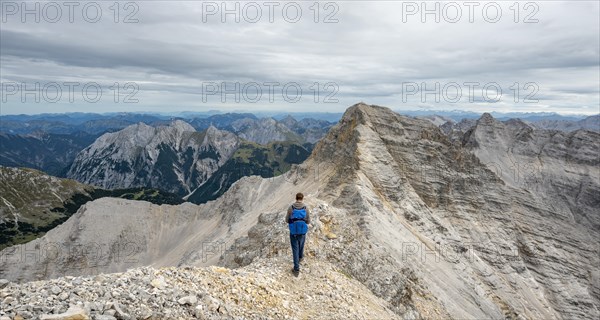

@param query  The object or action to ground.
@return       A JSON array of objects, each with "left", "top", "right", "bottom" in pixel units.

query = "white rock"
[
  {"left": 178, "top": 295, "right": 198, "bottom": 305},
  {"left": 39, "top": 305, "right": 89, "bottom": 320},
  {"left": 150, "top": 276, "right": 167, "bottom": 290},
  {"left": 50, "top": 286, "right": 62, "bottom": 295}
]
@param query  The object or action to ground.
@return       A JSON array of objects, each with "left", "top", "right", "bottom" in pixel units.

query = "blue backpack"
[{"left": 288, "top": 206, "right": 308, "bottom": 235}]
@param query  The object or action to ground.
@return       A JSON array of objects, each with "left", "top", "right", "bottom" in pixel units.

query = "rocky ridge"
[{"left": 1, "top": 103, "right": 598, "bottom": 319}]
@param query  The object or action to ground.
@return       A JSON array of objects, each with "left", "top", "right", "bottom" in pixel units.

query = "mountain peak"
[
  {"left": 205, "top": 124, "right": 219, "bottom": 134},
  {"left": 339, "top": 103, "right": 393, "bottom": 125},
  {"left": 202, "top": 125, "right": 239, "bottom": 150},
  {"left": 280, "top": 115, "right": 298, "bottom": 128},
  {"left": 346, "top": 101, "right": 381, "bottom": 113},
  {"left": 282, "top": 114, "right": 296, "bottom": 121},
  {"left": 478, "top": 112, "right": 496, "bottom": 124},
  {"left": 312, "top": 102, "right": 438, "bottom": 166},
  {"left": 168, "top": 120, "right": 195, "bottom": 133},
  {"left": 129, "top": 121, "right": 153, "bottom": 131}
]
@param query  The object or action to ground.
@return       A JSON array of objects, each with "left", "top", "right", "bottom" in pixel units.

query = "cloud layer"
[{"left": 1, "top": 1, "right": 598, "bottom": 114}]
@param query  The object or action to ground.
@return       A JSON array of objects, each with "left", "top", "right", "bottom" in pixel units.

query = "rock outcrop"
[{"left": 66, "top": 121, "right": 240, "bottom": 196}]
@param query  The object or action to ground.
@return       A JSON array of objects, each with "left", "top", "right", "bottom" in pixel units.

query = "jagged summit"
[
  {"left": 338, "top": 102, "right": 396, "bottom": 124},
  {"left": 169, "top": 119, "right": 196, "bottom": 133},
  {"left": 478, "top": 112, "right": 495, "bottom": 123},
  {"left": 66, "top": 122, "right": 240, "bottom": 195},
  {"left": 311, "top": 102, "right": 442, "bottom": 167},
  {"left": 471, "top": 112, "right": 532, "bottom": 132},
  {"left": 279, "top": 115, "right": 298, "bottom": 128}
]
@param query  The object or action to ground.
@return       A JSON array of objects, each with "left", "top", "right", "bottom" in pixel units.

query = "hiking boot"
[{"left": 292, "top": 268, "right": 300, "bottom": 277}]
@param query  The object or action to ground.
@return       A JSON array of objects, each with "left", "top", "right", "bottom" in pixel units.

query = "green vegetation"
[
  {"left": 0, "top": 167, "right": 183, "bottom": 250},
  {"left": 187, "top": 141, "right": 310, "bottom": 204}
]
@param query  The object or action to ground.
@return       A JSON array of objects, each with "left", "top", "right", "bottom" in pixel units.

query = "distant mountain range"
[
  {"left": 395, "top": 109, "right": 596, "bottom": 122},
  {"left": 528, "top": 114, "right": 599, "bottom": 132},
  {"left": 0, "top": 113, "right": 168, "bottom": 135},
  {"left": 0, "top": 112, "right": 335, "bottom": 136},
  {"left": 3, "top": 110, "right": 595, "bottom": 135},
  {"left": 0, "top": 112, "right": 332, "bottom": 171},
  {"left": 1, "top": 110, "right": 596, "bottom": 211},
  {"left": 422, "top": 113, "right": 599, "bottom": 134}
]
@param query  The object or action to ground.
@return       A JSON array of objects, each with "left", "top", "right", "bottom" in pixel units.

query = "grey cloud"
[{"left": 0, "top": 0, "right": 598, "bottom": 114}]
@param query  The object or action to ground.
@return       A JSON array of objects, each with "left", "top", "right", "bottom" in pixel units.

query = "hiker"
[{"left": 286, "top": 192, "right": 311, "bottom": 275}]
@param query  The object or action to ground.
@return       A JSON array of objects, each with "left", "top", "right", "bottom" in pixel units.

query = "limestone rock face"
[
  {"left": 1, "top": 103, "right": 598, "bottom": 319},
  {"left": 463, "top": 114, "right": 600, "bottom": 236},
  {"left": 66, "top": 121, "right": 239, "bottom": 196}
]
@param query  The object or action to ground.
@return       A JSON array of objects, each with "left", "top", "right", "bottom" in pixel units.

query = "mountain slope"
[
  {"left": 66, "top": 121, "right": 239, "bottom": 196},
  {"left": 310, "top": 104, "right": 598, "bottom": 319},
  {"left": 229, "top": 117, "right": 303, "bottom": 144},
  {"left": 0, "top": 132, "right": 97, "bottom": 176},
  {"left": 416, "top": 114, "right": 454, "bottom": 126},
  {"left": 463, "top": 114, "right": 600, "bottom": 236},
  {"left": 1, "top": 103, "right": 597, "bottom": 319},
  {"left": 0, "top": 166, "right": 91, "bottom": 248},
  {"left": 187, "top": 141, "right": 310, "bottom": 204},
  {"left": 0, "top": 166, "right": 184, "bottom": 249}
]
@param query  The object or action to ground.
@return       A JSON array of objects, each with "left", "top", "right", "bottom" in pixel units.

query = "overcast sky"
[{"left": 1, "top": 0, "right": 599, "bottom": 115}]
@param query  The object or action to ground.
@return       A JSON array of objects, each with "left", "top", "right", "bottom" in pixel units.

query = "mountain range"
[
  {"left": 1, "top": 103, "right": 597, "bottom": 319},
  {"left": 64, "top": 121, "right": 312, "bottom": 202},
  {"left": 0, "top": 113, "right": 331, "bottom": 176}
]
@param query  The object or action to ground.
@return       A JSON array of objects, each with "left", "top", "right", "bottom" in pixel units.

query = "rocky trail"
[{"left": 1, "top": 241, "right": 401, "bottom": 320}]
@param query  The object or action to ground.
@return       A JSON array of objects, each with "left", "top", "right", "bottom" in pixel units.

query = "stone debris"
[{"left": 0, "top": 256, "right": 400, "bottom": 320}]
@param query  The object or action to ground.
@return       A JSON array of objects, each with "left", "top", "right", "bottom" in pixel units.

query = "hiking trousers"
[{"left": 290, "top": 233, "right": 306, "bottom": 271}]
